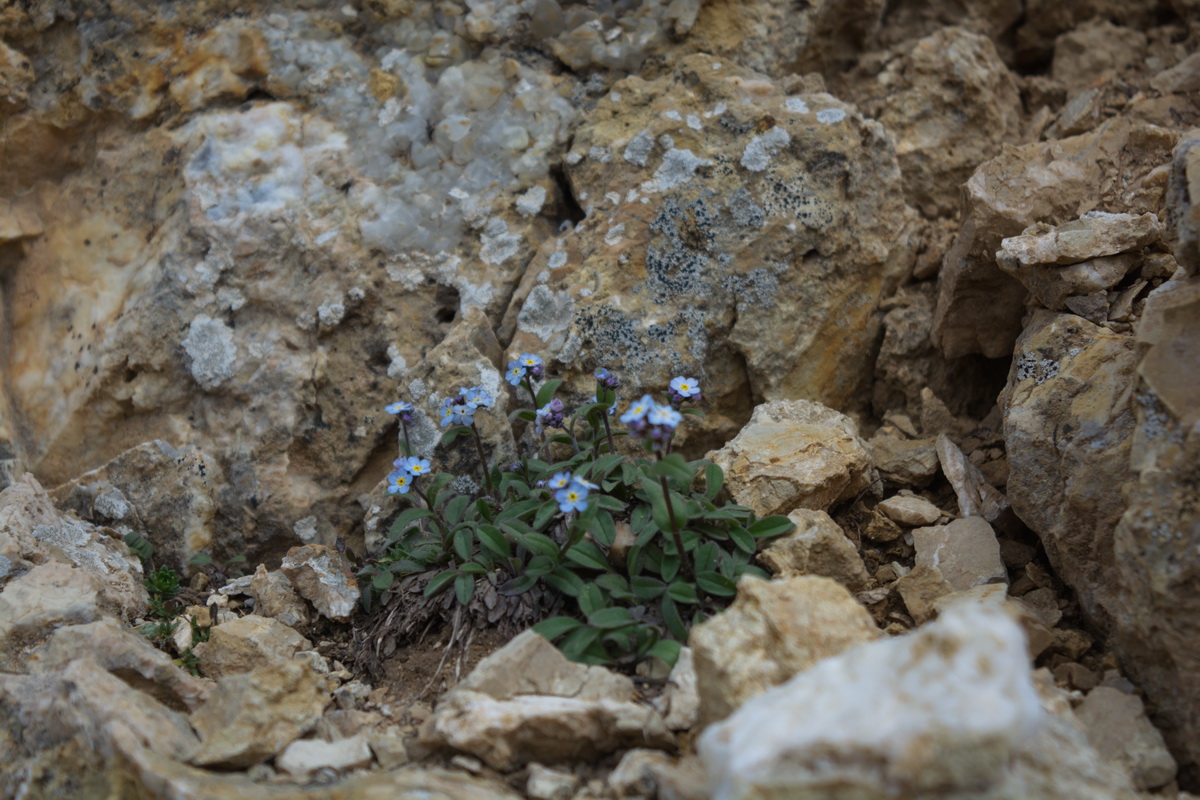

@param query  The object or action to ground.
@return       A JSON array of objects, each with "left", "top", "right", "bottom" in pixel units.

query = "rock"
[
  {"left": 246, "top": 564, "right": 309, "bottom": 628},
  {"left": 504, "top": 53, "right": 912, "bottom": 434},
  {"left": 191, "top": 614, "right": 311, "bottom": 678},
  {"left": 1051, "top": 19, "right": 1149, "bottom": 95},
  {"left": 420, "top": 630, "right": 672, "bottom": 771},
  {"left": 526, "top": 763, "right": 580, "bottom": 800},
  {"left": 654, "top": 646, "right": 700, "bottom": 732},
  {"left": 912, "top": 518, "right": 1008, "bottom": 592},
  {"left": 863, "top": 507, "right": 904, "bottom": 543},
  {"left": 877, "top": 494, "right": 942, "bottom": 526},
  {"left": 937, "top": 434, "right": 1009, "bottom": 522},
  {"left": 607, "top": 749, "right": 676, "bottom": 800},
  {"left": 367, "top": 728, "right": 409, "bottom": 769},
  {"left": 1053, "top": 662, "right": 1099, "bottom": 692},
  {"left": 689, "top": 576, "right": 879, "bottom": 725},
  {"left": 934, "top": 117, "right": 1177, "bottom": 358},
  {"left": 707, "top": 400, "right": 875, "bottom": 517},
  {"left": 190, "top": 660, "right": 328, "bottom": 768},
  {"left": 868, "top": 429, "right": 940, "bottom": 487},
  {"left": 1136, "top": 280, "right": 1200, "bottom": 429},
  {"left": 0, "top": 562, "right": 103, "bottom": 653},
  {"left": 275, "top": 734, "right": 373, "bottom": 777},
  {"left": 894, "top": 564, "right": 955, "bottom": 624},
  {"left": 280, "top": 544, "right": 359, "bottom": 621},
  {"left": 757, "top": 508, "right": 870, "bottom": 590},
  {"left": 1001, "top": 311, "right": 1139, "bottom": 623},
  {"left": 859, "top": 27, "right": 1021, "bottom": 218},
  {"left": 1075, "top": 687, "right": 1177, "bottom": 790},
  {"left": 1167, "top": 138, "right": 1200, "bottom": 274},
  {"left": 698, "top": 602, "right": 1046, "bottom": 799},
  {"left": 997, "top": 212, "right": 1160, "bottom": 268},
  {"left": 0, "top": 474, "right": 146, "bottom": 620}
]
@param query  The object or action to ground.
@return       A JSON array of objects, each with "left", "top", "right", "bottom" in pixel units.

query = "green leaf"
[
  {"left": 594, "top": 573, "right": 629, "bottom": 596},
  {"left": 631, "top": 575, "right": 666, "bottom": 601},
  {"left": 476, "top": 525, "right": 511, "bottom": 558},
  {"left": 736, "top": 564, "right": 771, "bottom": 581},
  {"left": 696, "top": 570, "right": 738, "bottom": 597},
  {"left": 517, "top": 531, "right": 560, "bottom": 559},
  {"left": 445, "top": 495, "right": 472, "bottom": 526},
  {"left": 371, "top": 570, "right": 395, "bottom": 591},
  {"left": 453, "top": 527, "right": 474, "bottom": 561},
  {"left": 424, "top": 570, "right": 457, "bottom": 597},
  {"left": 533, "top": 616, "right": 584, "bottom": 641},
  {"left": 535, "top": 379, "right": 563, "bottom": 409},
  {"left": 533, "top": 499, "right": 560, "bottom": 531},
  {"left": 626, "top": 544, "right": 645, "bottom": 577},
  {"left": 440, "top": 425, "right": 474, "bottom": 447},
  {"left": 454, "top": 573, "right": 475, "bottom": 605},
  {"left": 749, "top": 515, "right": 796, "bottom": 539},
  {"left": 592, "top": 510, "right": 615, "bottom": 547},
  {"left": 641, "top": 478, "right": 675, "bottom": 535},
  {"left": 564, "top": 541, "right": 609, "bottom": 572},
  {"left": 497, "top": 574, "right": 538, "bottom": 595},
  {"left": 588, "top": 453, "right": 625, "bottom": 480},
  {"left": 647, "top": 638, "right": 682, "bottom": 667},
  {"left": 648, "top": 453, "right": 695, "bottom": 485},
  {"left": 544, "top": 567, "right": 586, "bottom": 597},
  {"left": 587, "top": 606, "right": 633, "bottom": 630},
  {"left": 578, "top": 584, "right": 605, "bottom": 616},
  {"left": 389, "top": 507, "right": 435, "bottom": 537},
  {"left": 660, "top": 552, "right": 681, "bottom": 583},
  {"left": 559, "top": 625, "right": 602, "bottom": 662},
  {"left": 424, "top": 473, "right": 455, "bottom": 507},
  {"left": 497, "top": 498, "right": 540, "bottom": 521},
  {"left": 694, "top": 541, "right": 719, "bottom": 574},
  {"left": 188, "top": 553, "right": 213, "bottom": 567},
  {"left": 667, "top": 581, "right": 698, "bottom": 604},
  {"left": 729, "top": 526, "right": 756, "bottom": 555},
  {"left": 458, "top": 562, "right": 487, "bottom": 575},
  {"left": 509, "top": 409, "right": 537, "bottom": 423},
  {"left": 681, "top": 408, "right": 705, "bottom": 417},
  {"left": 660, "top": 595, "right": 689, "bottom": 640},
  {"left": 594, "top": 495, "right": 625, "bottom": 513}
]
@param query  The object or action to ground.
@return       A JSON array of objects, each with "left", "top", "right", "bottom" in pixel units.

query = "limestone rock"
[
  {"left": 934, "top": 118, "right": 1177, "bottom": 358},
  {"left": 707, "top": 400, "right": 874, "bottom": 517},
  {"left": 998, "top": 212, "right": 1160, "bottom": 268},
  {"left": 913, "top": 518, "right": 1008, "bottom": 592},
  {"left": 0, "top": 562, "right": 103, "bottom": 659},
  {"left": 191, "top": 614, "right": 311, "bottom": 678},
  {"left": 654, "top": 646, "right": 700, "bottom": 732},
  {"left": 526, "top": 763, "right": 580, "bottom": 800},
  {"left": 190, "top": 660, "right": 328, "bottom": 768},
  {"left": 877, "top": 494, "right": 942, "bottom": 526},
  {"left": 420, "top": 630, "right": 671, "bottom": 771},
  {"left": 757, "top": 508, "right": 869, "bottom": 590},
  {"left": 607, "top": 749, "right": 676, "bottom": 800},
  {"left": 1001, "top": 311, "right": 1138, "bottom": 623},
  {"left": 504, "top": 53, "right": 912, "bottom": 435},
  {"left": 688, "top": 576, "right": 879, "bottom": 726},
  {"left": 246, "top": 564, "right": 309, "bottom": 628},
  {"left": 1051, "top": 19, "right": 1149, "bottom": 95},
  {"left": 861, "top": 27, "right": 1022, "bottom": 218},
  {"left": 1075, "top": 687, "right": 1177, "bottom": 790},
  {"left": 868, "top": 430, "right": 940, "bottom": 487},
  {"left": 1167, "top": 137, "right": 1200, "bottom": 275},
  {"left": 894, "top": 564, "right": 955, "bottom": 624},
  {"left": 937, "top": 434, "right": 1009, "bottom": 523},
  {"left": 276, "top": 734, "right": 373, "bottom": 777},
  {"left": 1136, "top": 280, "right": 1200, "bottom": 429},
  {"left": 280, "top": 544, "right": 359, "bottom": 621}
]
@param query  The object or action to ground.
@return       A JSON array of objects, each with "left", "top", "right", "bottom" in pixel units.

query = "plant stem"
[
  {"left": 470, "top": 423, "right": 495, "bottom": 495},
  {"left": 401, "top": 422, "right": 413, "bottom": 458},
  {"left": 601, "top": 412, "right": 616, "bottom": 454},
  {"left": 524, "top": 376, "right": 538, "bottom": 408},
  {"left": 413, "top": 485, "right": 449, "bottom": 540},
  {"left": 659, "top": 475, "right": 693, "bottom": 580}
]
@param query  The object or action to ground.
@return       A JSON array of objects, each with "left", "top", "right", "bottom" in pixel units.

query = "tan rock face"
[
  {"left": 280, "top": 544, "right": 360, "bottom": 621},
  {"left": 688, "top": 576, "right": 879, "bottom": 725},
  {"left": 708, "top": 400, "right": 875, "bottom": 517},
  {"left": 758, "top": 509, "right": 870, "bottom": 590},
  {"left": 912, "top": 518, "right": 1008, "bottom": 592},
  {"left": 191, "top": 614, "right": 311, "bottom": 679},
  {"left": 1076, "top": 687, "right": 1177, "bottom": 790}
]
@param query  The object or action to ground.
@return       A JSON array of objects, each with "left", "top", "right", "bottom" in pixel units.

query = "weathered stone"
[
  {"left": 934, "top": 118, "right": 1177, "bottom": 358},
  {"left": 868, "top": 429, "right": 941, "bottom": 487},
  {"left": 863, "top": 507, "right": 905, "bottom": 543},
  {"left": 998, "top": 212, "right": 1160, "bottom": 268},
  {"left": 275, "top": 734, "right": 373, "bottom": 777},
  {"left": 698, "top": 603, "right": 1049, "bottom": 799},
  {"left": 280, "top": 544, "right": 359, "bottom": 621},
  {"left": 877, "top": 494, "right": 942, "bottom": 526},
  {"left": 1075, "top": 687, "right": 1177, "bottom": 790},
  {"left": 1001, "top": 311, "right": 1139, "bottom": 623},
  {"left": 937, "top": 434, "right": 1009, "bottom": 522},
  {"left": 689, "top": 576, "right": 879, "bottom": 726},
  {"left": 1165, "top": 138, "right": 1200, "bottom": 274},
  {"left": 247, "top": 564, "right": 309, "bottom": 628},
  {"left": 0, "top": 562, "right": 103, "bottom": 654},
  {"left": 707, "top": 400, "right": 874, "bottom": 517},
  {"left": 1136, "top": 280, "right": 1200, "bottom": 429},
  {"left": 894, "top": 564, "right": 955, "bottom": 624},
  {"left": 654, "top": 646, "right": 699, "bottom": 732},
  {"left": 859, "top": 27, "right": 1021, "bottom": 218},
  {"left": 757, "top": 508, "right": 869, "bottom": 590},
  {"left": 526, "top": 762, "right": 580, "bottom": 800},
  {"left": 1051, "top": 19, "right": 1149, "bottom": 95},
  {"left": 420, "top": 630, "right": 671, "bottom": 771},
  {"left": 607, "top": 749, "right": 676, "bottom": 800},
  {"left": 190, "top": 660, "right": 328, "bottom": 768},
  {"left": 913, "top": 518, "right": 1008, "bottom": 592},
  {"left": 190, "top": 614, "right": 311, "bottom": 678}
]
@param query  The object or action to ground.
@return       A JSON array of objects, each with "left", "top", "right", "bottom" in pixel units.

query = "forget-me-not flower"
[
  {"left": 555, "top": 484, "right": 589, "bottom": 513},
  {"left": 506, "top": 361, "right": 527, "bottom": 386},
  {"left": 548, "top": 472, "right": 572, "bottom": 490},
  {"left": 620, "top": 394, "right": 655, "bottom": 424}
]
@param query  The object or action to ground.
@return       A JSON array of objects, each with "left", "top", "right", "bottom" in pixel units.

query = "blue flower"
[
  {"left": 648, "top": 403, "right": 682, "bottom": 429},
  {"left": 620, "top": 394, "right": 655, "bottom": 424},
  {"left": 451, "top": 403, "right": 475, "bottom": 425},
  {"left": 463, "top": 386, "right": 494, "bottom": 409},
  {"left": 594, "top": 367, "right": 620, "bottom": 389},
  {"left": 387, "top": 471, "right": 413, "bottom": 494},
  {"left": 669, "top": 376, "right": 700, "bottom": 398},
  {"left": 439, "top": 399, "right": 456, "bottom": 427},
  {"left": 506, "top": 361, "right": 527, "bottom": 386},
  {"left": 571, "top": 476, "right": 599, "bottom": 491},
  {"left": 385, "top": 401, "right": 414, "bottom": 415},
  {"left": 519, "top": 353, "right": 543, "bottom": 368},
  {"left": 548, "top": 472, "right": 572, "bottom": 490},
  {"left": 402, "top": 457, "right": 431, "bottom": 476},
  {"left": 555, "top": 484, "right": 589, "bottom": 513}
]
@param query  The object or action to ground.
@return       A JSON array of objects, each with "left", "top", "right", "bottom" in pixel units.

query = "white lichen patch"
[
  {"left": 687, "top": 114, "right": 703, "bottom": 130},
  {"left": 566, "top": 151, "right": 583, "bottom": 165},
  {"left": 664, "top": 110, "right": 682, "bottom": 121},
  {"left": 703, "top": 102, "right": 727, "bottom": 119},
  {"left": 588, "top": 145, "right": 612, "bottom": 163},
  {"left": 293, "top": 516, "right": 319, "bottom": 543},
  {"left": 604, "top": 223, "right": 626, "bottom": 246},
  {"left": 623, "top": 129, "right": 654, "bottom": 166},
  {"left": 515, "top": 185, "right": 546, "bottom": 217},
  {"left": 785, "top": 97, "right": 809, "bottom": 114},
  {"left": 479, "top": 218, "right": 522, "bottom": 265},
  {"left": 548, "top": 251, "right": 568, "bottom": 269},
  {"left": 641, "top": 148, "right": 711, "bottom": 193},
  {"left": 182, "top": 315, "right": 237, "bottom": 391},
  {"left": 317, "top": 300, "right": 346, "bottom": 330},
  {"left": 517, "top": 284, "right": 575, "bottom": 343},
  {"left": 816, "top": 108, "right": 847, "bottom": 125},
  {"left": 741, "top": 126, "right": 791, "bottom": 172},
  {"left": 605, "top": 191, "right": 621, "bottom": 206},
  {"left": 386, "top": 344, "right": 407, "bottom": 379}
]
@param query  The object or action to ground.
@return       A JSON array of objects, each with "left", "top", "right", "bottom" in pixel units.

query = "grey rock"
[{"left": 913, "top": 518, "right": 1008, "bottom": 592}]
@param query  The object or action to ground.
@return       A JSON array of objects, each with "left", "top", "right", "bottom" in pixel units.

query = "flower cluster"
[
  {"left": 667, "top": 376, "right": 701, "bottom": 406},
  {"left": 535, "top": 397, "right": 566, "bottom": 435},
  {"left": 506, "top": 352, "right": 545, "bottom": 385},
  {"left": 387, "top": 455, "right": 431, "bottom": 495},
  {"left": 594, "top": 367, "right": 620, "bottom": 390},
  {"left": 621, "top": 376, "right": 697, "bottom": 439},
  {"left": 548, "top": 471, "right": 596, "bottom": 513},
  {"left": 439, "top": 386, "right": 495, "bottom": 428},
  {"left": 385, "top": 400, "right": 415, "bottom": 424}
]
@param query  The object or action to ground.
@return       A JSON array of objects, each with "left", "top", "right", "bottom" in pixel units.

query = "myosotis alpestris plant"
[{"left": 362, "top": 358, "right": 793, "bottom": 668}]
